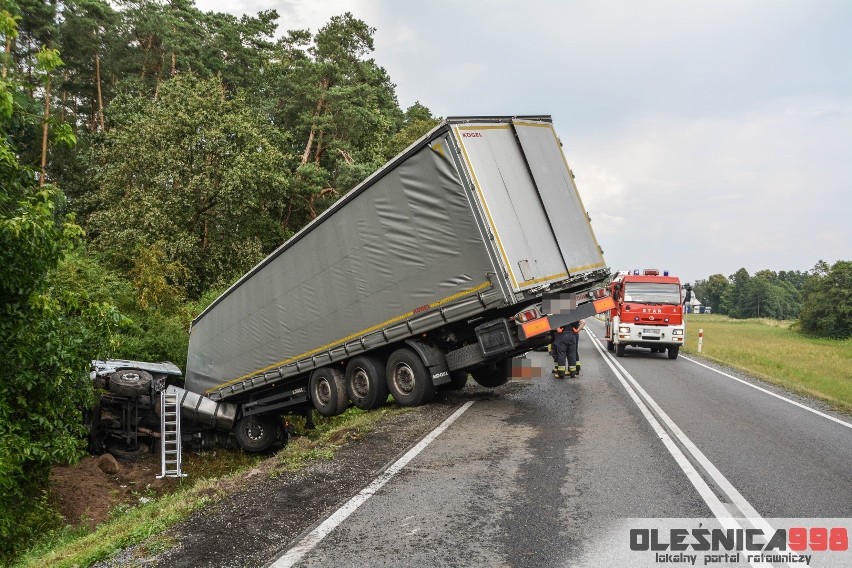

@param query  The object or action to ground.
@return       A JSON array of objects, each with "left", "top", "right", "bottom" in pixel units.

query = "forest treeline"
[
  {"left": 692, "top": 260, "right": 851, "bottom": 338},
  {"left": 0, "top": 0, "right": 440, "bottom": 561}
]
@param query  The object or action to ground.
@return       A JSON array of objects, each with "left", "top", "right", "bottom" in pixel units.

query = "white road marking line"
[
  {"left": 586, "top": 330, "right": 783, "bottom": 568},
  {"left": 681, "top": 355, "right": 852, "bottom": 430},
  {"left": 267, "top": 401, "right": 475, "bottom": 568}
]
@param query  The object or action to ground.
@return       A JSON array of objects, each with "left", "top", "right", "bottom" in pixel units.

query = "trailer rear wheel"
[
  {"left": 667, "top": 346, "right": 680, "bottom": 360},
  {"left": 235, "top": 415, "right": 277, "bottom": 453},
  {"left": 309, "top": 367, "right": 348, "bottom": 416},
  {"left": 108, "top": 369, "right": 152, "bottom": 396},
  {"left": 441, "top": 370, "right": 469, "bottom": 390},
  {"left": 345, "top": 356, "right": 389, "bottom": 410},
  {"left": 470, "top": 358, "right": 510, "bottom": 388},
  {"left": 386, "top": 348, "right": 435, "bottom": 406}
]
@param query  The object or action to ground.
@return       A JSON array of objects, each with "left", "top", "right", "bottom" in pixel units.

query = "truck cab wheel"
[
  {"left": 345, "top": 356, "right": 389, "bottom": 410},
  {"left": 108, "top": 369, "right": 153, "bottom": 396},
  {"left": 108, "top": 443, "right": 149, "bottom": 461},
  {"left": 309, "top": 367, "right": 348, "bottom": 416},
  {"left": 235, "top": 415, "right": 277, "bottom": 453},
  {"left": 386, "top": 348, "right": 435, "bottom": 406}
]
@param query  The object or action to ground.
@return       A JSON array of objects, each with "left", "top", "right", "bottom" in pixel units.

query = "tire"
[
  {"left": 606, "top": 340, "right": 614, "bottom": 352},
  {"left": 667, "top": 346, "right": 680, "bottom": 360},
  {"left": 274, "top": 417, "right": 290, "bottom": 448},
  {"left": 385, "top": 348, "right": 435, "bottom": 406},
  {"left": 235, "top": 414, "right": 277, "bottom": 453},
  {"left": 441, "top": 370, "right": 469, "bottom": 391},
  {"left": 470, "top": 358, "right": 510, "bottom": 388},
  {"left": 309, "top": 367, "right": 348, "bottom": 416},
  {"left": 345, "top": 356, "right": 389, "bottom": 410},
  {"left": 108, "top": 369, "right": 153, "bottom": 396},
  {"left": 108, "top": 443, "right": 149, "bottom": 461},
  {"left": 615, "top": 343, "right": 626, "bottom": 357},
  {"left": 87, "top": 404, "right": 107, "bottom": 454}
]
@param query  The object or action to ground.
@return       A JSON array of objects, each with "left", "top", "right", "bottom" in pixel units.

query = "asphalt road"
[{"left": 266, "top": 318, "right": 852, "bottom": 568}]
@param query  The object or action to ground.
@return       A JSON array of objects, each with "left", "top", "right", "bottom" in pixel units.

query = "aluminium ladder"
[{"left": 157, "top": 387, "right": 186, "bottom": 478}]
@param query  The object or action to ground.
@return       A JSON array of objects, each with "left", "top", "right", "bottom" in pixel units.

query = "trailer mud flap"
[{"left": 404, "top": 339, "right": 451, "bottom": 386}]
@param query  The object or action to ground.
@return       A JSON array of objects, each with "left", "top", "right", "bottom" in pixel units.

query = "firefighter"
[
  {"left": 551, "top": 325, "right": 577, "bottom": 379},
  {"left": 571, "top": 319, "right": 586, "bottom": 376},
  {"left": 549, "top": 333, "right": 558, "bottom": 376}
]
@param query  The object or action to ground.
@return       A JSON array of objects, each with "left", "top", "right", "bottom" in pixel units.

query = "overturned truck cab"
[{"left": 87, "top": 359, "right": 290, "bottom": 457}]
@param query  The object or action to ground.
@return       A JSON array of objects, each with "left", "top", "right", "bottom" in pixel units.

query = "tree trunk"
[
  {"left": 95, "top": 51, "right": 105, "bottom": 131},
  {"left": 280, "top": 201, "right": 294, "bottom": 233},
  {"left": 154, "top": 59, "right": 162, "bottom": 99},
  {"left": 39, "top": 75, "right": 51, "bottom": 186},
  {"left": 3, "top": 34, "right": 11, "bottom": 79},
  {"left": 300, "top": 121, "right": 317, "bottom": 166},
  {"left": 60, "top": 69, "right": 68, "bottom": 122},
  {"left": 140, "top": 34, "right": 153, "bottom": 80},
  {"left": 314, "top": 130, "right": 324, "bottom": 164},
  {"left": 300, "top": 78, "right": 329, "bottom": 166}
]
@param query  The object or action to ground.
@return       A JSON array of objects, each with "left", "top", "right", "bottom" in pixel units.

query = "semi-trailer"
[{"left": 88, "top": 115, "right": 614, "bottom": 457}]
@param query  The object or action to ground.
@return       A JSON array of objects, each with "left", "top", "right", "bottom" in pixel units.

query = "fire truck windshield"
[{"left": 623, "top": 283, "right": 681, "bottom": 305}]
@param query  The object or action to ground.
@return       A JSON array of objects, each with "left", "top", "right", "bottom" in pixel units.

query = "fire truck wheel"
[
  {"left": 385, "top": 348, "right": 435, "bottom": 406},
  {"left": 470, "top": 358, "right": 510, "bottom": 388},
  {"left": 615, "top": 344, "right": 626, "bottom": 357},
  {"left": 345, "top": 356, "right": 389, "bottom": 410},
  {"left": 235, "top": 415, "right": 277, "bottom": 453},
  {"left": 108, "top": 369, "right": 153, "bottom": 396},
  {"left": 606, "top": 340, "right": 614, "bottom": 352},
  {"left": 667, "top": 346, "right": 680, "bottom": 360},
  {"left": 309, "top": 367, "right": 348, "bottom": 416}
]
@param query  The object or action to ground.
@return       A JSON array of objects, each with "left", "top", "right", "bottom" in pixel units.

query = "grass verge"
[
  {"left": 13, "top": 403, "right": 413, "bottom": 568},
  {"left": 683, "top": 315, "right": 852, "bottom": 413}
]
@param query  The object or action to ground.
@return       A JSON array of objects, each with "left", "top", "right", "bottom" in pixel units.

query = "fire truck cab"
[{"left": 604, "top": 269, "right": 686, "bottom": 359}]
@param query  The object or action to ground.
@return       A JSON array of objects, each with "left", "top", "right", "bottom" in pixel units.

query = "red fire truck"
[{"left": 603, "top": 269, "right": 687, "bottom": 359}]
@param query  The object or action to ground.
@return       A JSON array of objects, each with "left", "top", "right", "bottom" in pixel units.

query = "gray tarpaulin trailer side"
[
  {"left": 132, "top": 115, "right": 611, "bottom": 453},
  {"left": 186, "top": 114, "right": 606, "bottom": 390}
]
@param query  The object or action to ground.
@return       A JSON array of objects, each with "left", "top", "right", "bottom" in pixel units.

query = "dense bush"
[{"left": 798, "top": 261, "right": 852, "bottom": 339}]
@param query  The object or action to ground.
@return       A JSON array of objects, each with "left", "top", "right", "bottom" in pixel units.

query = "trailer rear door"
[{"left": 451, "top": 119, "right": 604, "bottom": 292}]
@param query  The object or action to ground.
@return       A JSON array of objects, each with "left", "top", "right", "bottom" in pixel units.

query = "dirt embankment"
[{"left": 51, "top": 384, "right": 518, "bottom": 568}]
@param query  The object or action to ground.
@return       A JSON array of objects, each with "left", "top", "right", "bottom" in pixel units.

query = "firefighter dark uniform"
[
  {"left": 571, "top": 320, "right": 586, "bottom": 375},
  {"left": 552, "top": 326, "right": 578, "bottom": 379}
]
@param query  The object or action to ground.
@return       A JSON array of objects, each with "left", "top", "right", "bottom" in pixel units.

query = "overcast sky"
[{"left": 197, "top": 0, "right": 851, "bottom": 285}]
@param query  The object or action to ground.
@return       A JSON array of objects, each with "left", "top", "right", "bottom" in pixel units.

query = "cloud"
[
  {"left": 571, "top": 94, "right": 852, "bottom": 283},
  {"left": 170, "top": 0, "right": 852, "bottom": 285},
  {"left": 195, "top": 0, "right": 381, "bottom": 34}
]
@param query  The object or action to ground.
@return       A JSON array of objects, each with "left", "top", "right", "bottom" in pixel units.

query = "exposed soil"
[{"left": 51, "top": 449, "right": 171, "bottom": 530}]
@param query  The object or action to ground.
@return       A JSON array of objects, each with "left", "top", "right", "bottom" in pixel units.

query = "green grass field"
[{"left": 683, "top": 314, "right": 852, "bottom": 413}]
